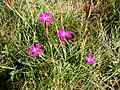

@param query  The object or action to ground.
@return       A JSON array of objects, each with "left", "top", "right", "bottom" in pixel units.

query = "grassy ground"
[{"left": 0, "top": 0, "right": 120, "bottom": 90}]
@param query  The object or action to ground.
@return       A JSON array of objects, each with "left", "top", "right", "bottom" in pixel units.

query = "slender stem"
[
  {"left": 45, "top": 22, "right": 48, "bottom": 34},
  {"left": 61, "top": 40, "right": 67, "bottom": 60},
  {"left": 81, "top": 20, "right": 89, "bottom": 57},
  {"left": 0, "top": 66, "right": 15, "bottom": 70}
]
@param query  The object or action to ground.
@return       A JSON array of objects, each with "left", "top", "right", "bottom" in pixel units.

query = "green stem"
[{"left": 45, "top": 22, "right": 48, "bottom": 35}]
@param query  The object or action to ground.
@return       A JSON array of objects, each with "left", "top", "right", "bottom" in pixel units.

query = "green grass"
[{"left": 0, "top": 0, "right": 120, "bottom": 90}]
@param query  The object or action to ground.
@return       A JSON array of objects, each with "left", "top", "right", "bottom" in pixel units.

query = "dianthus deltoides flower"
[
  {"left": 28, "top": 43, "right": 43, "bottom": 56},
  {"left": 74, "top": 4, "right": 79, "bottom": 8},
  {"left": 39, "top": 12, "right": 54, "bottom": 23},
  {"left": 57, "top": 28, "right": 72, "bottom": 41},
  {"left": 86, "top": 53, "right": 96, "bottom": 64}
]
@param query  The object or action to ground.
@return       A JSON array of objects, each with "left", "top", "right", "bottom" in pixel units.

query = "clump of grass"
[{"left": 0, "top": 0, "right": 119, "bottom": 90}]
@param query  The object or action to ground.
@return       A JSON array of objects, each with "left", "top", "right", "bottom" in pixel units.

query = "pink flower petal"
[
  {"left": 57, "top": 29, "right": 64, "bottom": 36},
  {"left": 30, "top": 45, "right": 35, "bottom": 49},
  {"left": 39, "top": 13, "right": 43, "bottom": 17},
  {"left": 65, "top": 31, "right": 72, "bottom": 38},
  {"left": 86, "top": 57, "right": 90, "bottom": 61},
  {"left": 57, "top": 32, "right": 60, "bottom": 36},
  {"left": 60, "top": 28, "right": 64, "bottom": 31},
  {"left": 34, "top": 52, "right": 39, "bottom": 56},
  {"left": 60, "top": 29, "right": 65, "bottom": 36},
  {"left": 36, "top": 43, "right": 41, "bottom": 48},
  {"left": 88, "top": 53, "right": 92, "bottom": 58},
  {"left": 40, "top": 19, "right": 44, "bottom": 22},
  {"left": 60, "top": 36, "right": 65, "bottom": 41},
  {"left": 37, "top": 49, "right": 43, "bottom": 53},
  {"left": 46, "top": 17, "right": 54, "bottom": 23},
  {"left": 45, "top": 12, "right": 50, "bottom": 17},
  {"left": 28, "top": 49, "right": 34, "bottom": 54},
  {"left": 45, "top": 19, "right": 51, "bottom": 23},
  {"left": 49, "top": 17, "right": 54, "bottom": 21},
  {"left": 87, "top": 58, "right": 96, "bottom": 64},
  {"left": 57, "top": 29, "right": 66, "bottom": 41}
]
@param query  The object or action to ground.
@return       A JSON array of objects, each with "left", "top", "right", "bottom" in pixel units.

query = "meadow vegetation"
[{"left": 0, "top": 0, "right": 120, "bottom": 90}]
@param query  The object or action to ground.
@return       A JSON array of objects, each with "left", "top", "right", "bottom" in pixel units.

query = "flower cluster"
[{"left": 28, "top": 12, "right": 96, "bottom": 64}]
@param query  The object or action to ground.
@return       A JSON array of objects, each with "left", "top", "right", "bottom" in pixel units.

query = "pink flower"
[
  {"left": 74, "top": 4, "right": 79, "bottom": 8},
  {"left": 57, "top": 28, "right": 72, "bottom": 41},
  {"left": 39, "top": 12, "right": 54, "bottom": 23},
  {"left": 28, "top": 43, "right": 43, "bottom": 56},
  {"left": 86, "top": 53, "right": 96, "bottom": 64}
]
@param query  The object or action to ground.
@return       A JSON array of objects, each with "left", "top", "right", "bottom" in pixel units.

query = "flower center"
[
  {"left": 62, "top": 32, "right": 65, "bottom": 37},
  {"left": 33, "top": 48, "right": 37, "bottom": 52},
  {"left": 43, "top": 16, "right": 47, "bottom": 20}
]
